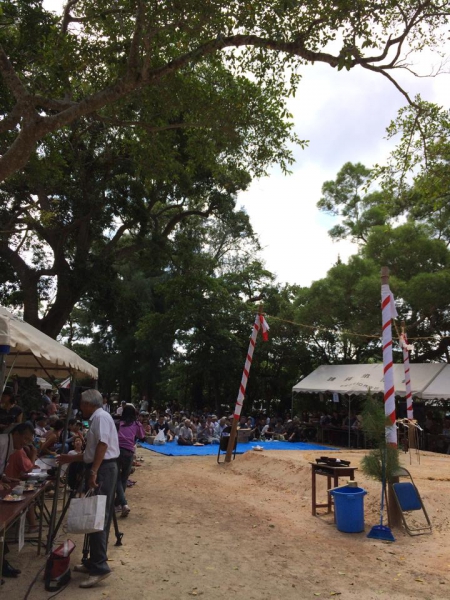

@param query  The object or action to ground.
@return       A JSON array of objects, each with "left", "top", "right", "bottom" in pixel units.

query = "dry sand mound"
[{"left": 9, "top": 447, "right": 450, "bottom": 600}]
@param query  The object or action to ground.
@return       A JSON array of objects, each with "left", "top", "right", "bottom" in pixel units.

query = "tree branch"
[
  {"left": 91, "top": 113, "right": 204, "bottom": 133},
  {"left": 33, "top": 96, "right": 77, "bottom": 112},
  {"left": 0, "top": 104, "right": 23, "bottom": 134},
  {"left": 0, "top": 46, "right": 30, "bottom": 102},
  {"left": 162, "top": 207, "right": 216, "bottom": 237},
  {"left": 61, "top": 0, "right": 80, "bottom": 35},
  {"left": 0, "top": 7, "right": 446, "bottom": 183},
  {"left": 127, "top": 0, "right": 145, "bottom": 77},
  {"left": 362, "top": 63, "right": 415, "bottom": 106}
]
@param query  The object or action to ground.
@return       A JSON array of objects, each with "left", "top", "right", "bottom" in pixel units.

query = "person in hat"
[
  {"left": 149, "top": 411, "right": 158, "bottom": 428},
  {"left": 34, "top": 414, "right": 48, "bottom": 438}
]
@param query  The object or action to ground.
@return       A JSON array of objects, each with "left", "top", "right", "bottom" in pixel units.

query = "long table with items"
[{"left": 0, "top": 480, "right": 51, "bottom": 570}]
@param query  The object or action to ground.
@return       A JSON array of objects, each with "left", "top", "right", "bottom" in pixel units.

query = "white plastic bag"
[
  {"left": 153, "top": 430, "right": 166, "bottom": 445},
  {"left": 66, "top": 492, "right": 106, "bottom": 534}
]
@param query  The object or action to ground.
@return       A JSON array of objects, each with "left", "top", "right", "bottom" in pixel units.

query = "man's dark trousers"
[{"left": 83, "top": 460, "right": 118, "bottom": 575}]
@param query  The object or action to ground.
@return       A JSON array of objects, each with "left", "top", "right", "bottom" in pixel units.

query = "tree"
[
  {"left": 317, "top": 161, "right": 387, "bottom": 243},
  {"left": 316, "top": 151, "right": 450, "bottom": 363},
  {"left": 1, "top": 0, "right": 449, "bottom": 182},
  {"left": 68, "top": 208, "right": 274, "bottom": 404},
  {"left": 0, "top": 59, "right": 298, "bottom": 337},
  {"left": 378, "top": 100, "right": 450, "bottom": 244},
  {"left": 293, "top": 255, "right": 382, "bottom": 365}
]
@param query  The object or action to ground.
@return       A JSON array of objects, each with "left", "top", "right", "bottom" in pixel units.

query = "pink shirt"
[
  {"left": 118, "top": 421, "right": 146, "bottom": 452},
  {"left": 5, "top": 449, "right": 34, "bottom": 479}
]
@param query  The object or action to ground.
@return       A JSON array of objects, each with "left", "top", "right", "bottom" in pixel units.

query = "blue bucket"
[{"left": 330, "top": 486, "right": 367, "bottom": 533}]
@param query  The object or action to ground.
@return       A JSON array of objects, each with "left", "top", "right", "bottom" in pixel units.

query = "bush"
[{"left": 360, "top": 391, "right": 400, "bottom": 482}]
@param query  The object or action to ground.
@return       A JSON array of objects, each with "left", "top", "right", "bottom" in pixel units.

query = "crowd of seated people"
[
  {"left": 132, "top": 409, "right": 361, "bottom": 446},
  {"left": 124, "top": 406, "right": 375, "bottom": 449}
]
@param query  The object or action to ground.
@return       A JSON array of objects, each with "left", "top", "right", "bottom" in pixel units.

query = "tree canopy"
[
  {"left": 315, "top": 113, "right": 450, "bottom": 364},
  {"left": 1, "top": 0, "right": 449, "bottom": 181},
  {"left": 0, "top": 50, "right": 302, "bottom": 336}
]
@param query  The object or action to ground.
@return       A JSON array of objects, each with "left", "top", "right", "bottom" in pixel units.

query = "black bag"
[{"left": 44, "top": 540, "right": 76, "bottom": 591}]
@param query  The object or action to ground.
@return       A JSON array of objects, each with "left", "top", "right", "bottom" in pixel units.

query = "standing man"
[{"left": 58, "top": 389, "right": 119, "bottom": 589}]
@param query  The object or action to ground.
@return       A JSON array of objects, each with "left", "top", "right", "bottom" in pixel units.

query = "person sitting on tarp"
[
  {"left": 178, "top": 419, "right": 194, "bottom": 446},
  {"left": 152, "top": 414, "right": 173, "bottom": 441},
  {"left": 261, "top": 420, "right": 275, "bottom": 440},
  {"left": 197, "top": 419, "right": 214, "bottom": 444},
  {"left": 238, "top": 416, "right": 249, "bottom": 429},
  {"left": 286, "top": 418, "right": 304, "bottom": 443},
  {"left": 273, "top": 420, "right": 286, "bottom": 440},
  {"left": 0, "top": 422, "right": 35, "bottom": 583}
]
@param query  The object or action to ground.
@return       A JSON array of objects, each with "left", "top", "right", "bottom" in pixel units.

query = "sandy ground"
[{"left": 8, "top": 446, "right": 450, "bottom": 600}]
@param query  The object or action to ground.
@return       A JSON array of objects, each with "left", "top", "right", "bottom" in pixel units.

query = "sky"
[
  {"left": 42, "top": 1, "right": 449, "bottom": 288},
  {"left": 238, "top": 61, "right": 449, "bottom": 287}
]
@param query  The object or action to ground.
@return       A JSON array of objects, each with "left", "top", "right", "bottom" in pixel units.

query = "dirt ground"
[{"left": 8, "top": 446, "right": 450, "bottom": 600}]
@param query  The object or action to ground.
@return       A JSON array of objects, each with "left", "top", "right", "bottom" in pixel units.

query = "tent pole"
[
  {"left": 0, "top": 314, "right": 10, "bottom": 392},
  {"left": 0, "top": 354, "right": 7, "bottom": 395},
  {"left": 46, "top": 374, "right": 76, "bottom": 552},
  {"left": 31, "top": 354, "right": 58, "bottom": 387},
  {"left": 291, "top": 391, "right": 294, "bottom": 419},
  {"left": 348, "top": 396, "right": 351, "bottom": 449}
]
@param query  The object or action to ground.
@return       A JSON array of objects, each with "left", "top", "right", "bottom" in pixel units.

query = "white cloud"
[
  {"left": 239, "top": 61, "right": 449, "bottom": 287},
  {"left": 240, "top": 162, "right": 359, "bottom": 286}
]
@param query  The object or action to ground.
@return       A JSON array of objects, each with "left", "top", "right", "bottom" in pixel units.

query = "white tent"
[
  {"left": 0, "top": 306, "right": 97, "bottom": 380},
  {"left": 292, "top": 363, "right": 447, "bottom": 397},
  {"left": 36, "top": 377, "right": 53, "bottom": 390},
  {"left": 420, "top": 364, "right": 450, "bottom": 400}
]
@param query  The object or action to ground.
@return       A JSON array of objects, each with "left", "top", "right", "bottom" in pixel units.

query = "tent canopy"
[
  {"left": 293, "top": 363, "right": 447, "bottom": 398},
  {"left": 420, "top": 365, "right": 450, "bottom": 400},
  {"left": 0, "top": 306, "right": 98, "bottom": 380},
  {"left": 36, "top": 377, "right": 53, "bottom": 390}
]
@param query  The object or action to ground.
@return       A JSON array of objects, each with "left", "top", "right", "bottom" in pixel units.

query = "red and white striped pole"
[
  {"left": 381, "top": 267, "right": 397, "bottom": 446},
  {"left": 400, "top": 326, "right": 413, "bottom": 420},
  {"left": 225, "top": 311, "right": 269, "bottom": 463}
]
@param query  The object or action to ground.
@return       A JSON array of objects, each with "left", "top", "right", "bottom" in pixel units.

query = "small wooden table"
[{"left": 310, "top": 462, "right": 358, "bottom": 516}]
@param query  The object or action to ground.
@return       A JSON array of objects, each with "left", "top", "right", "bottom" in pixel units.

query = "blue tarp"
[{"left": 139, "top": 440, "right": 337, "bottom": 457}]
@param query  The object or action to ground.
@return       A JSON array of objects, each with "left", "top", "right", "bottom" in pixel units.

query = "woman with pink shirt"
[{"left": 116, "top": 404, "right": 145, "bottom": 517}]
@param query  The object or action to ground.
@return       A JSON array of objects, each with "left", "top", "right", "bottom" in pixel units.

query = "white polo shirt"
[{"left": 83, "top": 408, "right": 120, "bottom": 464}]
